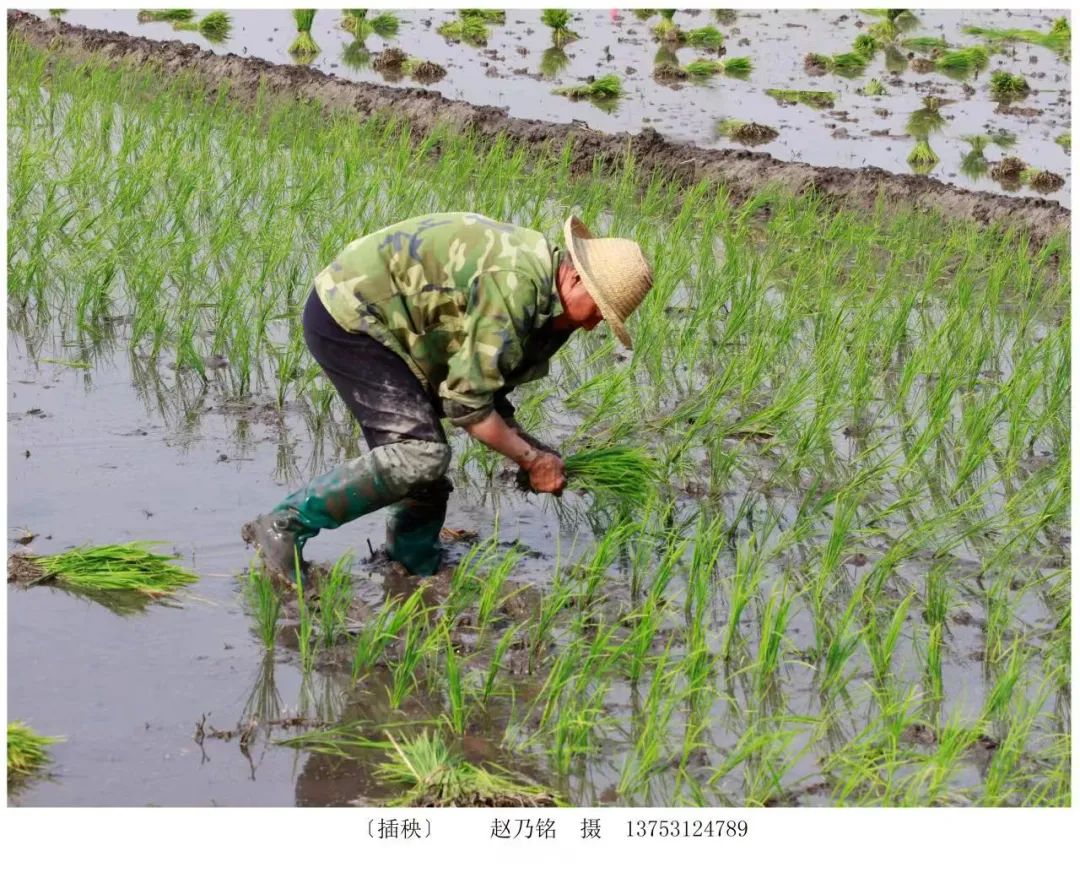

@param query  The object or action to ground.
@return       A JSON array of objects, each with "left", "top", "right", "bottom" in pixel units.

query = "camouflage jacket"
[{"left": 314, "top": 213, "right": 570, "bottom": 426}]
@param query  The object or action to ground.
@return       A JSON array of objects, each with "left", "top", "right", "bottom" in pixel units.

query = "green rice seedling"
[
  {"left": 438, "top": 15, "right": 488, "bottom": 46},
  {"left": 378, "top": 731, "right": 558, "bottom": 806},
  {"left": 865, "top": 592, "right": 915, "bottom": 686},
  {"left": 8, "top": 722, "right": 63, "bottom": 782},
  {"left": 753, "top": 586, "right": 795, "bottom": 698},
  {"left": 16, "top": 542, "right": 197, "bottom": 596},
  {"left": 805, "top": 51, "right": 869, "bottom": 76},
  {"left": 765, "top": 88, "right": 835, "bottom": 109},
  {"left": 859, "top": 78, "right": 887, "bottom": 96},
  {"left": 853, "top": 33, "right": 879, "bottom": 58},
  {"left": 651, "top": 9, "right": 679, "bottom": 42},
  {"left": 990, "top": 70, "right": 1030, "bottom": 101},
  {"left": 244, "top": 563, "right": 282, "bottom": 649},
  {"left": 1055, "top": 132, "right": 1071, "bottom": 152},
  {"left": 289, "top": 10, "right": 319, "bottom": 59},
  {"left": 1021, "top": 167, "right": 1066, "bottom": 194},
  {"left": 388, "top": 616, "right": 427, "bottom": 709},
  {"left": 539, "top": 46, "right": 570, "bottom": 78},
  {"left": 316, "top": 552, "right": 354, "bottom": 647},
  {"left": 174, "top": 10, "right": 231, "bottom": 42},
  {"left": 553, "top": 74, "right": 622, "bottom": 101},
  {"left": 906, "top": 139, "right": 938, "bottom": 172},
  {"left": 902, "top": 35, "right": 948, "bottom": 52},
  {"left": 684, "top": 26, "right": 724, "bottom": 51},
  {"left": 964, "top": 22, "right": 1070, "bottom": 56},
  {"left": 138, "top": 9, "right": 195, "bottom": 23},
  {"left": 685, "top": 58, "right": 722, "bottom": 77},
  {"left": 475, "top": 545, "right": 523, "bottom": 632},
  {"left": 562, "top": 445, "right": 657, "bottom": 503},
  {"left": 341, "top": 9, "right": 399, "bottom": 40},
  {"left": 720, "top": 55, "right": 752, "bottom": 76},
  {"left": 443, "top": 632, "right": 469, "bottom": 735},
  {"left": 481, "top": 623, "right": 522, "bottom": 703},
  {"left": 934, "top": 45, "right": 989, "bottom": 76},
  {"left": 716, "top": 119, "right": 778, "bottom": 146},
  {"left": 460, "top": 8, "right": 505, "bottom": 24},
  {"left": 540, "top": 9, "right": 578, "bottom": 46},
  {"left": 368, "top": 11, "right": 400, "bottom": 37},
  {"left": 294, "top": 553, "right": 315, "bottom": 673},
  {"left": 723, "top": 536, "right": 764, "bottom": 661},
  {"left": 350, "top": 589, "right": 426, "bottom": 682}
]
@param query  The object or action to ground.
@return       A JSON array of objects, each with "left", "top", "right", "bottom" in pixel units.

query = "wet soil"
[{"left": 9, "top": 10, "right": 1070, "bottom": 248}]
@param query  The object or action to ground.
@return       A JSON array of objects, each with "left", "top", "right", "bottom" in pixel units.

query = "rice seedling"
[
  {"left": 1021, "top": 167, "right": 1065, "bottom": 194},
  {"left": 341, "top": 9, "right": 400, "bottom": 39},
  {"left": 294, "top": 553, "right": 315, "bottom": 673},
  {"left": 539, "top": 9, "right": 578, "bottom": 46},
  {"left": 651, "top": 9, "right": 679, "bottom": 42},
  {"left": 539, "top": 46, "right": 570, "bottom": 78},
  {"left": 553, "top": 74, "right": 622, "bottom": 101},
  {"left": 934, "top": 45, "right": 990, "bottom": 76},
  {"left": 288, "top": 10, "right": 319, "bottom": 60},
  {"left": 173, "top": 10, "right": 231, "bottom": 42},
  {"left": 964, "top": 20, "right": 1070, "bottom": 56},
  {"left": 244, "top": 564, "right": 282, "bottom": 649},
  {"left": 14, "top": 542, "right": 197, "bottom": 596},
  {"left": 716, "top": 119, "right": 778, "bottom": 146},
  {"left": 906, "top": 138, "right": 939, "bottom": 173},
  {"left": 315, "top": 552, "right": 354, "bottom": 647},
  {"left": 1055, "top": 132, "right": 1071, "bottom": 152},
  {"left": 350, "top": 589, "right": 426, "bottom": 682},
  {"left": 852, "top": 33, "right": 879, "bottom": 59},
  {"left": 989, "top": 70, "right": 1030, "bottom": 102},
  {"left": 378, "top": 731, "right": 558, "bottom": 806},
  {"left": 8, "top": 722, "right": 63, "bottom": 782},
  {"left": 684, "top": 26, "right": 724, "bottom": 51},
  {"left": 805, "top": 51, "right": 870, "bottom": 77},
  {"left": 437, "top": 14, "right": 488, "bottom": 46},
  {"left": 401, "top": 57, "right": 447, "bottom": 84},
  {"left": 765, "top": 88, "right": 835, "bottom": 109},
  {"left": 902, "top": 35, "right": 948, "bottom": 53},
  {"left": 137, "top": 9, "right": 194, "bottom": 23},
  {"left": 859, "top": 78, "right": 887, "bottom": 96},
  {"left": 561, "top": 445, "right": 658, "bottom": 504},
  {"left": 460, "top": 8, "right": 505, "bottom": 24}
]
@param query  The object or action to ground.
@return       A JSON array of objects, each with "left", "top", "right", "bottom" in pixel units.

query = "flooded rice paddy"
[
  {"left": 6, "top": 16, "right": 1071, "bottom": 807},
  {"left": 53, "top": 7, "right": 1072, "bottom": 205}
]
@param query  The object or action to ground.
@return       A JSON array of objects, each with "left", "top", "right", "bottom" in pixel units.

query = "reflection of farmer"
[{"left": 243, "top": 212, "right": 653, "bottom": 581}]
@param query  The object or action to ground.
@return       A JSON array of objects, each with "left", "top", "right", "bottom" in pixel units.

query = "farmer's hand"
[{"left": 522, "top": 450, "right": 566, "bottom": 495}]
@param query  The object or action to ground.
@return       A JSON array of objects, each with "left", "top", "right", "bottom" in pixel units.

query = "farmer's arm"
[
  {"left": 493, "top": 389, "right": 559, "bottom": 455},
  {"left": 440, "top": 273, "right": 565, "bottom": 493}
]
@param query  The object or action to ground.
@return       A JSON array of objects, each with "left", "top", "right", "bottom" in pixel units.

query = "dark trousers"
[{"left": 302, "top": 289, "right": 447, "bottom": 449}]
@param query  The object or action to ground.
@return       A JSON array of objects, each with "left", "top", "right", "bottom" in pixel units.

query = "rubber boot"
[
  {"left": 243, "top": 440, "right": 450, "bottom": 584},
  {"left": 385, "top": 477, "right": 452, "bottom": 576}
]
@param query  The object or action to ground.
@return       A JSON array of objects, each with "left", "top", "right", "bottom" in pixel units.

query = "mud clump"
[
  {"left": 7, "top": 552, "right": 44, "bottom": 583},
  {"left": 372, "top": 47, "right": 407, "bottom": 72},
  {"left": 8, "top": 10, "right": 1069, "bottom": 252},
  {"left": 803, "top": 52, "right": 830, "bottom": 76},
  {"left": 910, "top": 57, "right": 937, "bottom": 73},
  {"left": 653, "top": 61, "right": 688, "bottom": 82},
  {"left": 990, "top": 156, "right": 1026, "bottom": 182}
]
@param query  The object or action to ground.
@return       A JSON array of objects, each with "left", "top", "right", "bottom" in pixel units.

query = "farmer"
[{"left": 242, "top": 212, "right": 653, "bottom": 581}]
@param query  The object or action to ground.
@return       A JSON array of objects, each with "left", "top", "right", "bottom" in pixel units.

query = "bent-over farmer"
[{"left": 242, "top": 212, "right": 653, "bottom": 581}]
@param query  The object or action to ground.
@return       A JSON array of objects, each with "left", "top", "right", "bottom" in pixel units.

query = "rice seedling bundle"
[
  {"left": 401, "top": 57, "right": 447, "bottom": 82},
  {"left": 902, "top": 35, "right": 948, "bottom": 52},
  {"left": 137, "top": 9, "right": 194, "bottom": 23},
  {"left": 563, "top": 446, "right": 660, "bottom": 504},
  {"left": 717, "top": 119, "right": 778, "bottom": 146},
  {"left": 852, "top": 33, "right": 879, "bottom": 58},
  {"left": 804, "top": 51, "right": 869, "bottom": 76},
  {"left": 652, "top": 15, "right": 679, "bottom": 42},
  {"left": 1020, "top": 168, "right": 1065, "bottom": 193},
  {"left": 989, "top": 70, "right": 1030, "bottom": 101},
  {"left": 860, "top": 78, "right": 887, "bottom": 96},
  {"left": 934, "top": 45, "right": 989, "bottom": 76},
  {"left": 8, "top": 722, "right": 62, "bottom": 781},
  {"left": 684, "top": 26, "right": 724, "bottom": 51},
  {"left": 685, "top": 58, "right": 723, "bottom": 77},
  {"left": 721, "top": 56, "right": 752, "bottom": 75},
  {"left": 964, "top": 21, "right": 1070, "bottom": 55},
  {"left": 174, "top": 10, "right": 231, "bottom": 41},
  {"left": 540, "top": 9, "right": 578, "bottom": 46},
  {"left": 460, "top": 8, "right": 505, "bottom": 24},
  {"left": 437, "top": 15, "right": 488, "bottom": 46},
  {"left": 18, "top": 542, "right": 198, "bottom": 596},
  {"left": 989, "top": 155, "right": 1026, "bottom": 181},
  {"left": 906, "top": 138, "right": 939, "bottom": 171},
  {"left": 553, "top": 74, "right": 621, "bottom": 100},
  {"left": 289, "top": 9, "right": 319, "bottom": 58},
  {"left": 1055, "top": 132, "right": 1071, "bottom": 152},
  {"left": 765, "top": 88, "right": 835, "bottom": 110}
]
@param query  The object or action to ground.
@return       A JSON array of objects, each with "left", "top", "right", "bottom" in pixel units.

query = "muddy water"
[{"left": 56, "top": 8, "right": 1071, "bottom": 205}]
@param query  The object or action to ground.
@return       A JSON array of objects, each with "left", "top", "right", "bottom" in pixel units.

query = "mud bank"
[{"left": 9, "top": 10, "right": 1070, "bottom": 247}]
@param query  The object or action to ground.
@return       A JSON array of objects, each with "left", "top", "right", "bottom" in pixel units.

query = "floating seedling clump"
[
  {"left": 288, "top": 9, "right": 319, "bottom": 59},
  {"left": 686, "top": 56, "right": 751, "bottom": 78},
  {"left": 989, "top": 155, "right": 1026, "bottom": 183},
  {"left": 173, "top": 10, "right": 230, "bottom": 42},
  {"left": 438, "top": 14, "right": 488, "bottom": 46},
  {"left": 137, "top": 9, "right": 194, "bottom": 23},
  {"left": 717, "top": 118, "right": 778, "bottom": 146},
  {"left": 990, "top": 70, "right": 1031, "bottom": 102},
  {"left": 683, "top": 26, "right": 724, "bottom": 51},
  {"left": 935, "top": 45, "right": 990, "bottom": 77},
  {"left": 10, "top": 542, "right": 198, "bottom": 597},
  {"left": 341, "top": 9, "right": 399, "bottom": 40},
  {"left": 8, "top": 722, "right": 62, "bottom": 783},
  {"left": 371, "top": 47, "right": 407, "bottom": 71},
  {"left": 804, "top": 51, "right": 869, "bottom": 77},
  {"left": 906, "top": 138, "right": 939, "bottom": 172},
  {"left": 766, "top": 88, "right": 835, "bottom": 109},
  {"left": 902, "top": 35, "right": 949, "bottom": 52},
  {"left": 540, "top": 9, "right": 578, "bottom": 47},
  {"left": 403, "top": 57, "right": 447, "bottom": 84},
  {"left": 964, "top": 19, "right": 1070, "bottom": 56},
  {"left": 860, "top": 78, "right": 887, "bottom": 96}
]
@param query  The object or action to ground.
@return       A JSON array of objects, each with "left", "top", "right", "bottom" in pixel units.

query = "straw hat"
[{"left": 563, "top": 216, "right": 653, "bottom": 349}]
